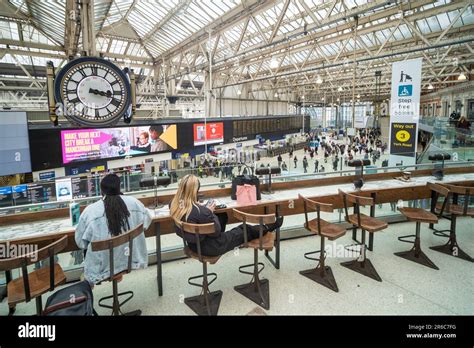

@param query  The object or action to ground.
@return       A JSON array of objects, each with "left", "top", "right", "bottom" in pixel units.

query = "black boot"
[{"left": 264, "top": 216, "right": 284, "bottom": 232}]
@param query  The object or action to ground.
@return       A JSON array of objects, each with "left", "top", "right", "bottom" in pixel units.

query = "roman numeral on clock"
[
  {"left": 91, "top": 66, "right": 98, "bottom": 76},
  {"left": 110, "top": 98, "right": 121, "bottom": 107}
]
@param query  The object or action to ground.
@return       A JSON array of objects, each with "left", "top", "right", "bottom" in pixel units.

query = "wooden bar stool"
[
  {"left": 0, "top": 236, "right": 68, "bottom": 315},
  {"left": 177, "top": 220, "right": 223, "bottom": 316},
  {"left": 395, "top": 183, "right": 450, "bottom": 270},
  {"left": 339, "top": 189, "right": 388, "bottom": 282},
  {"left": 299, "top": 194, "right": 346, "bottom": 292},
  {"left": 430, "top": 183, "right": 474, "bottom": 262},
  {"left": 233, "top": 209, "right": 276, "bottom": 310},
  {"left": 91, "top": 223, "right": 144, "bottom": 316}
]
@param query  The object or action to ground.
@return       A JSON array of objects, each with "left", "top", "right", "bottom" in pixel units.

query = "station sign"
[{"left": 388, "top": 58, "right": 422, "bottom": 166}]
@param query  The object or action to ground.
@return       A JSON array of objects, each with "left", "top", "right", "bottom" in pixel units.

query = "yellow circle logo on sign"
[{"left": 396, "top": 130, "right": 410, "bottom": 142}]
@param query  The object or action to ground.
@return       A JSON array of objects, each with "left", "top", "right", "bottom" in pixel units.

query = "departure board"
[
  {"left": 72, "top": 176, "right": 89, "bottom": 198},
  {"left": 88, "top": 175, "right": 100, "bottom": 197},
  {"left": 27, "top": 183, "right": 56, "bottom": 203}
]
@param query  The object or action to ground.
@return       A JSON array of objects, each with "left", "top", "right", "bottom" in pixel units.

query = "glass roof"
[{"left": 0, "top": 0, "right": 471, "bottom": 101}]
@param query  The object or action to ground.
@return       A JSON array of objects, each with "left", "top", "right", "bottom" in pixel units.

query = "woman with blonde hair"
[{"left": 170, "top": 174, "right": 283, "bottom": 256}]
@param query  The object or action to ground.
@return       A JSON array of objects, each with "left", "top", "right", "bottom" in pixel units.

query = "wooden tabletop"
[{"left": 1, "top": 167, "right": 473, "bottom": 252}]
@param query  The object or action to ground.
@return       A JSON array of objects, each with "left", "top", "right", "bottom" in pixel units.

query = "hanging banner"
[{"left": 388, "top": 58, "right": 422, "bottom": 167}]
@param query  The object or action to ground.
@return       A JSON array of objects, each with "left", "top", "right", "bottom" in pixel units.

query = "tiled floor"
[{"left": 2, "top": 217, "right": 473, "bottom": 316}]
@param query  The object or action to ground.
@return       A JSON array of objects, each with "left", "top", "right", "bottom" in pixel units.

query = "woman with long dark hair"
[{"left": 75, "top": 174, "right": 152, "bottom": 284}]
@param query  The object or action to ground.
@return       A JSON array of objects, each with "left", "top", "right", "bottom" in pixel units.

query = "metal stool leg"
[
  {"left": 184, "top": 262, "right": 223, "bottom": 316},
  {"left": 235, "top": 249, "right": 270, "bottom": 310},
  {"left": 430, "top": 215, "right": 473, "bottom": 262},
  {"left": 35, "top": 295, "right": 42, "bottom": 315},
  {"left": 300, "top": 236, "right": 339, "bottom": 292},
  {"left": 341, "top": 229, "right": 382, "bottom": 282},
  {"left": 98, "top": 279, "right": 141, "bottom": 316},
  {"left": 395, "top": 222, "right": 439, "bottom": 270}
]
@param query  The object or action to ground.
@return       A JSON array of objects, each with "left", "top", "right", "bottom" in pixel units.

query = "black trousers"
[{"left": 188, "top": 213, "right": 268, "bottom": 256}]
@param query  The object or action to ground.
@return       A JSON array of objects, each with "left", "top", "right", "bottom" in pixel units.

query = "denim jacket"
[{"left": 75, "top": 196, "right": 152, "bottom": 284}]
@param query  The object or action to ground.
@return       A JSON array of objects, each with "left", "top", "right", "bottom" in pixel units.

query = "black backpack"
[{"left": 43, "top": 280, "right": 97, "bottom": 316}]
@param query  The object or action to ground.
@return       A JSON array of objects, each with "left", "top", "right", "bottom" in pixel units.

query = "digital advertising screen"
[
  {"left": 193, "top": 122, "right": 224, "bottom": 146},
  {"left": 61, "top": 124, "right": 177, "bottom": 164}
]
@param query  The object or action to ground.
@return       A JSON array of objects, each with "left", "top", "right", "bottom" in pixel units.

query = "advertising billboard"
[
  {"left": 61, "top": 124, "right": 177, "bottom": 164},
  {"left": 193, "top": 122, "right": 224, "bottom": 146}
]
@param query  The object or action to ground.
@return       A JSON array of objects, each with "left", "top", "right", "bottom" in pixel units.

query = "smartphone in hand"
[{"left": 205, "top": 198, "right": 214, "bottom": 207}]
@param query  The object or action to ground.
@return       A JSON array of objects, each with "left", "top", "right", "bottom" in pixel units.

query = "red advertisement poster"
[{"left": 193, "top": 122, "right": 224, "bottom": 145}]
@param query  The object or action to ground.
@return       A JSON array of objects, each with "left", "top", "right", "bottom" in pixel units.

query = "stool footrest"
[
  {"left": 303, "top": 250, "right": 325, "bottom": 262},
  {"left": 238, "top": 262, "right": 265, "bottom": 276},
  {"left": 188, "top": 272, "right": 217, "bottom": 288},
  {"left": 98, "top": 291, "right": 135, "bottom": 315},
  {"left": 344, "top": 243, "right": 367, "bottom": 255},
  {"left": 431, "top": 228, "right": 451, "bottom": 238},
  {"left": 397, "top": 234, "right": 416, "bottom": 244}
]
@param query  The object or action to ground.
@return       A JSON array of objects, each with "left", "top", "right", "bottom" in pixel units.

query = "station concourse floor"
[{"left": 2, "top": 217, "right": 472, "bottom": 316}]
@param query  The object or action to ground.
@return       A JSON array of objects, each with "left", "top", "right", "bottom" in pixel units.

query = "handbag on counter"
[
  {"left": 236, "top": 184, "right": 257, "bottom": 206},
  {"left": 231, "top": 164, "right": 261, "bottom": 200}
]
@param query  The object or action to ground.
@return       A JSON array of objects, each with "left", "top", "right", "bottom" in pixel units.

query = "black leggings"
[{"left": 188, "top": 213, "right": 268, "bottom": 257}]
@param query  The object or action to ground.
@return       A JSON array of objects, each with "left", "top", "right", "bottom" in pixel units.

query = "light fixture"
[
  {"left": 458, "top": 71, "right": 467, "bottom": 81},
  {"left": 316, "top": 76, "right": 323, "bottom": 84},
  {"left": 321, "top": 97, "right": 325, "bottom": 101},
  {"left": 237, "top": 90, "right": 242, "bottom": 95},
  {"left": 428, "top": 83, "right": 434, "bottom": 90},
  {"left": 270, "top": 58, "right": 279, "bottom": 69},
  {"left": 301, "top": 95, "right": 305, "bottom": 99},
  {"left": 337, "top": 98, "right": 340, "bottom": 101},
  {"left": 338, "top": 86, "right": 343, "bottom": 92},
  {"left": 274, "top": 92, "right": 278, "bottom": 97}
]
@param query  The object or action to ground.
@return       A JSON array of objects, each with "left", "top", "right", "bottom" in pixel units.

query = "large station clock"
[{"left": 53, "top": 56, "right": 132, "bottom": 127}]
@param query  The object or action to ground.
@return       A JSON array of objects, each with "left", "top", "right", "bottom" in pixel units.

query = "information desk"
[{"left": 1, "top": 167, "right": 473, "bottom": 297}]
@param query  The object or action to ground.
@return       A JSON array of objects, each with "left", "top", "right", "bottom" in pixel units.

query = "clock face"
[{"left": 54, "top": 57, "right": 131, "bottom": 127}]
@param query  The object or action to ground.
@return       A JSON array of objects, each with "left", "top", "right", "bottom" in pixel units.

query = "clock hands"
[{"left": 89, "top": 88, "right": 112, "bottom": 98}]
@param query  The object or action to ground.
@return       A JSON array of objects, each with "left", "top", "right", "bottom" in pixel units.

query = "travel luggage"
[{"left": 43, "top": 280, "right": 97, "bottom": 316}]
